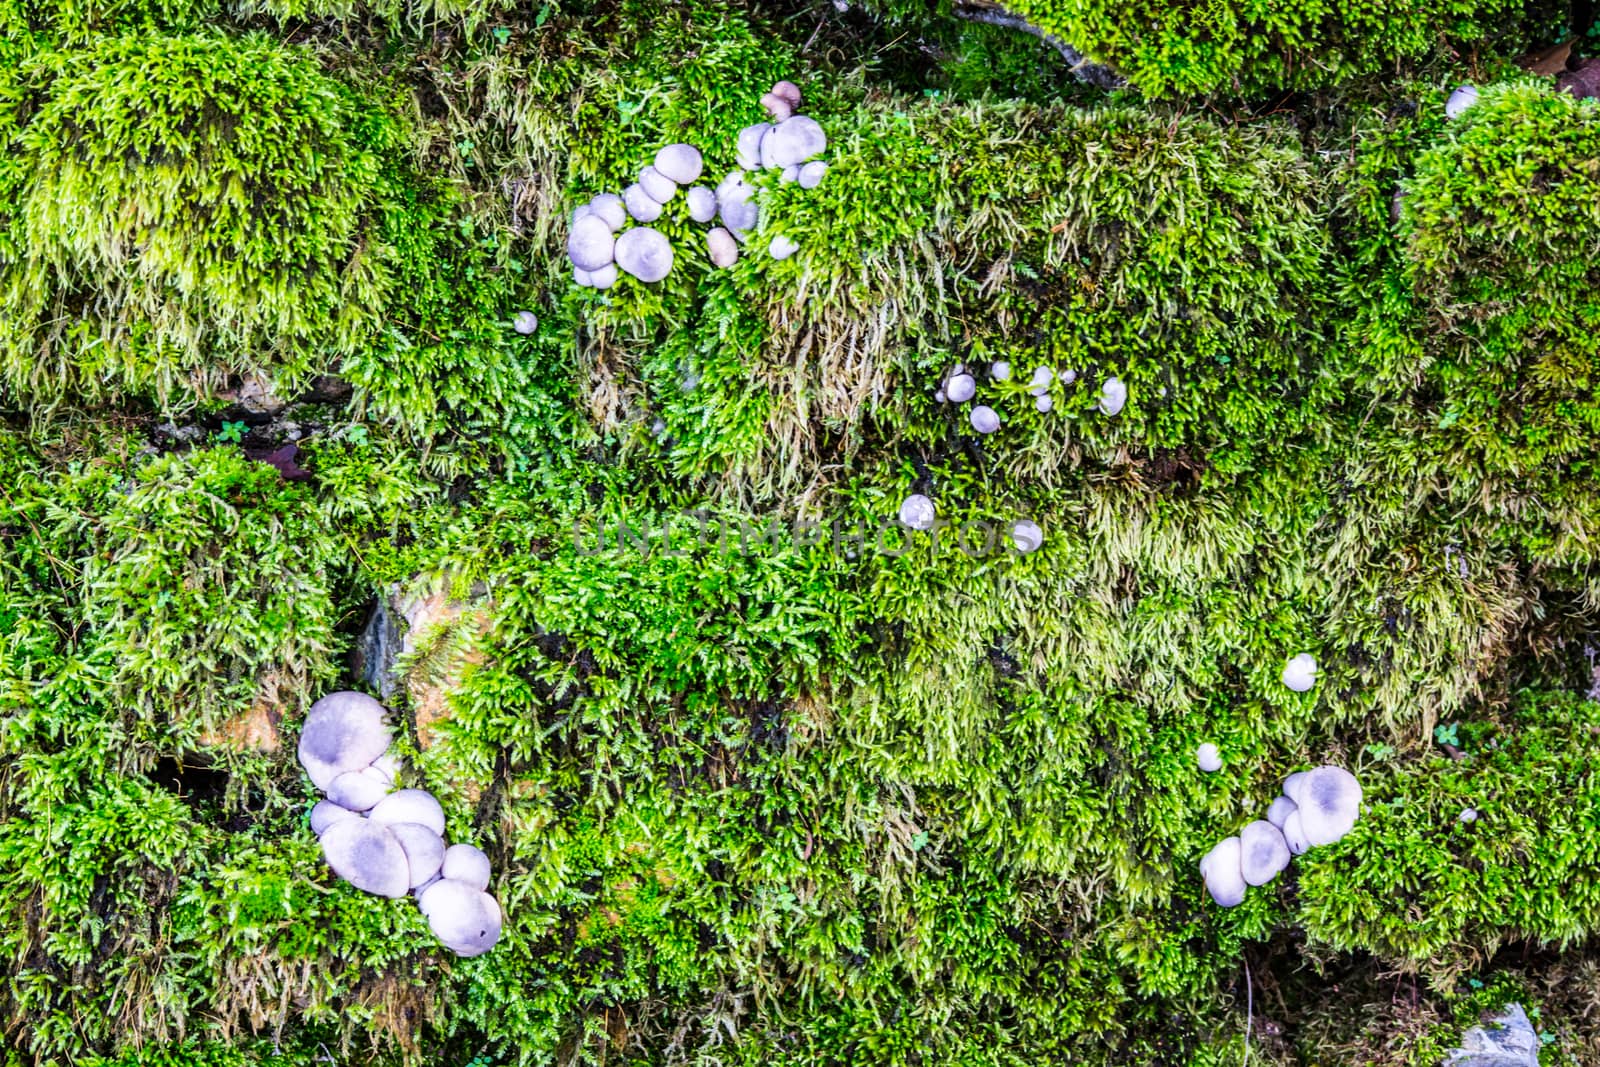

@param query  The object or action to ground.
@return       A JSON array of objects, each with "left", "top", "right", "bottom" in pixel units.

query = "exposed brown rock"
[{"left": 200, "top": 670, "right": 285, "bottom": 752}]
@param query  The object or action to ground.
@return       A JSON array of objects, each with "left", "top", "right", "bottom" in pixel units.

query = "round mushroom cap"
[
  {"left": 441, "top": 843, "right": 493, "bottom": 891},
  {"left": 1098, "top": 376, "right": 1128, "bottom": 416},
  {"left": 1027, "top": 366, "right": 1053, "bottom": 395},
  {"left": 1459, "top": 807, "right": 1478, "bottom": 824},
  {"left": 1281, "top": 809, "right": 1312, "bottom": 855},
  {"left": 298, "top": 691, "right": 392, "bottom": 791},
  {"left": 571, "top": 204, "right": 594, "bottom": 224},
  {"left": 1239, "top": 820, "right": 1291, "bottom": 886},
  {"left": 766, "top": 116, "right": 826, "bottom": 168},
  {"left": 653, "top": 143, "right": 703, "bottom": 185},
  {"left": 686, "top": 186, "right": 717, "bottom": 223},
  {"left": 1199, "top": 836, "right": 1247, "bottom": 908},
  {"left": 320, "top": 819, "right": 410, "bottom": 898},
  {"left": 360, "top": 763, "right": 392, "bottom": 788},
  {"left": 736, "top": 124, "right": 770, "bottom": 170},
  {"left": 368, "top": 789, "right": 447, "bottom": 837},
  {"left": 513, "top": 310, "right": 539, "bottom": 335},
  {"left": 946, "top": 373, "right": 976, "bottom": 403},
  {"left": 1298, "top": 766, "right": 1362, "bottom": 847},
  {"left": 898, "top": 493, "right": 936, "bottom": 531},
  {"left": 615, "top": 228, "right": 674, "bottom": 283},
  {"left": 589, "top": 263, "right": 619, "bottom": 290},
  {"left": 387, "top": 821, "right": 446, "bottom": 888},
  {"left": 573, "top": 267, "right": 593, "bottom": 287},
  {"left": 310, "top": 799, "right": 360, "bottom": 836},
  {"left": 622, "top": 184, "right": 663, "bottom": 223},
  {"left": 588, "top": 193, "right": 627, "bottom": 231},
  {"left": 420, "top": 879, "right": 503, "bottom": 957},
  {"left": 567, "top": 215, "right": 616, "bottom": 271},
  {"left": 761, "top": 91, "right": 794, "bottom": 122},
  {"left": 1011, "top": 520, "right": 1043, "bottom": 555},
  {"left": 1196, "top": 742, "right": 1222, "bottom": 773},
  {"left": 1266, "top": 795, "right": 1298, "bottom": 829},
  {"left": 638, "top": 165, "right": 677, "bottom": 204},
  {"left": 1282, "top": 770, "right": 1308, "bottom": 805},
  {"left": 969, "top": 405, "right": 1000, "bottom": 434},
  {"left": 990, "top": 361, "right": 1011, "bottom": 381},
  {"left": 371, "top": 751, "right": 401, "bottom": 779},
  {"left": 1035, "top": 395, "right": 1054, "bottom": 413},
  {"left": 769, "top": 235, "right": 798, "bottom": 260},
  {"left": 1282, "top": 652, "right": 1318, "bottom": 692},
  {"left": 771, "top": 80, "right": 802, "bottom": 107},
  {"left": 328, "top": 770, "right": 390, "bottom": 812},
  {"left": 780, "top": 164, "right": 800, "bottom": 184},
  {"left": 798, "top": 161, "right": 827, "bottom": 189},
  {"left": 1446, "top": 84, "right": 1479, "bottom": 119},
  {"left": 934, "top": 389, "right": 947, "bottom": 403},
  {"left": 707, "top": 227, "right": 739, "bottom": 268},
  {"left": 1061, "top": 368, "right": 1078, "bottom": 383}
]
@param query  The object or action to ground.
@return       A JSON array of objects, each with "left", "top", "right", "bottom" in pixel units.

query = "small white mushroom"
[
  {"left": 589, "top": 263, "right": 618, "bottom": 290},
  {"left": 1011, "top": 519, "right": 1043, "bottom": 554},
  {"left": 707, "top": 227, "right": 739, "bottom": 268},
  {"left": 762, "top": 92, "right": 794, "bottom": 121},
  {"left": 370, "top": 751, "right": 401, "bottom": 780},
  {"left": 946, "top": 373, "right": 976, "bottom": 403},
  {"left": 990, "top": 361, "right": 1011, "bottom": 381},
  {"left": 1035, "top": 395, "right": 1054, "bottom": 413},
  {"left": 622, "top": 183, "right": 663, "bottom": 223},
  {"left": 686, "top": 186, "right": 717, "bottom": 223},
  {"left": 311, "top": 800, "right": 360, "bottom": 836},
  {"left": 798, "top": 161, "right": 827, "bottom": 189},
  {"left": 1199, "top": 837, "right": 1247, "bottom": 908},
  {"left": 717, "top": 172, "right": 758, "bottom": 238},
  {"left": 328, "top": 770, "right": 389, "bottom": 812},
  {"left": 587, "top": 193, "right": 627, "bottom": 231},
  {"left": 1027, "top": 366, "right": 1053, "bottom": 396},
  {"left": 420, "top": 880, "right": 503, "bottom": 958},
  {"left": 1098, "top": 377, "right": 1127, "bottom": 416},
  {"left": 1061, "top": 369, "right": 1077, "bottom": 383},
  {"left": 513, "top": 310, "right": 539, "bottom": 335},
  {"left": 568, "top": 214, "right": 617, "bottom": 270},
  {"left": 615, "top": 227, "right": 674, "bottom": 283},
  {"left": 441, "top": 843, "right": 493, "bottom": 891},
  {"left": 360, "top": 762, "right": 393, "bottom": 788},
  {"left": 934, "top": 389, "right": 946, "bottom": 403},
  {"left": 771, "top": 80, "right": 802, "bottom": 108},
  {"left": 1445, "top": 85, "right": 1479, "bottom": 119},
  {"left": 298, "top": 691, "right": 392, "bottom": 791},
  {"left": 638, "top": 165, "right": 677, "bottom": 204},
  {"left": 780, "top": 164, "right": 800, "bottom": 184},
  {"left": 1239, "top": 820, "right": 1291, "bottom": 886},
  {"left": 320, "top": 819, "right": 410, "bottom": 898},
  {"left": 1266, "top": 796, "right": 1298, "bottom": 829},
  {"left": 573, "top": 268, "right": 594, "bottom": 288},
  {"left": 1282, "top": 771, "right": 1308, "bottom": 805},
  {"left": 653, "top": 143, "right": 703, "bottom": 185},
  {"left": 571, "top": 204, "right": 593, "bottom": 224},
  {"left": 1297, "top": 766, "right": 1363, "bottom": 846},
  {"left": 765, "top": 116, "right": 826, "bottom": 167},
  {"left": 388, "top": 822, "right": 446, "bottom": 888},
  {"left": 368, "top": 789, "right": 447, "bottom": 837},
  {"left": 1196, "top": 743, "right": 1222, "bottom": 773},
  {"left": 769, "top": 235, "right": 799, "bottom": 260},
  {"left": 899, "top": 493, "right": 935, "bottom": 531},
  {"left": 736, "top": 125, "right": 770, "bottom": 171},
  {"left": 1281, "top": 809, "right": 1312, "bottom": 855},
  {"left": 970, "top": 405, "right": 1000, "bottom": 434},
  {"left": 1282, "top": 652, "right": 1318, "bottom": 692},
  {"left": 1459, "top": 807, "right": 1478, "bottom": 824}
]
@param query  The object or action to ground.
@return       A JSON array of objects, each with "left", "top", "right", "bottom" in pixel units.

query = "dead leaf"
[
  {"left": 1519, "top": 40, "right": 1573, "bottom": 76},
  {"left": 1558, "top": 56, "right": 1600, "bottom": 100},
  {"left": 245, "top": 442, "right": 311, "bottom": 481}
]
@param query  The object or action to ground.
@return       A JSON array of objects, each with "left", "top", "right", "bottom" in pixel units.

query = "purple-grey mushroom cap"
[
  {"left": 769, "top": 235, "right": 798, "bottom": 260},
  {"left": 320, "top": 819, "right": 410, "bottom": 898},
  {"left": 1298, "top": 766, "right": 1362, "bottom": 846},
  {"left": 1281, "top": 810, "right": 1311, "bottom": 855},
  {"left": 310, "top": 799, "right": 360, "bottom": 836},
  {"left": 707, "top": 227, "right": 739, "bottom": 268},
  {"left": 441, "top": 843, "right": 493, "bottom": 891},
  {"left": 615, "top": 227, "right": 674, "bottom": 283},
  {"left": 571, "top": 204, "right": 593, "bottom": 224},
  {"left": 1239, "top": 820, "right": 1291, "bottom": 886},
  {"left": 368, "top": 789, "right": 447, "bottom": 837},
  {"left": 573, "top": 267, "right": 594, "bottom": 287},
  {"left": 298, "top": 691, "right": 392, "bottom": 791},
  {"left": 898, "top": 493, "right": 936, "bottom": 531},
  {"left": 1283, "top": 771, "right": 1308, "bottom": 805},
  {"left": 761, "top": 92, "right": 794, "bottom": 122},
  {"left": 1035, "top": 395, "right": 1054, "bottom": 413},
  {"left": 567, "top": 215, "right": 616, "bottom": 271},
  {"left": 798, "top": 161, "right": 827, "bottom": 189},
  {"left": 780, "top": 164, "right": 800, "bottom": 184},
  {"left": 387, "top": 821, "right": 446, "bottom": 888},
  {"left": 945, "top": 373, "right": 976, "bottom": 403},
  {"left": 419, "top": 879, "right": 503, "bottom": 957},
  {"left": 716, "top": 173, "right": 758, "bottom": 238},
  {"left": 1196, "top": 742, "right": 1222, "bottom": 772},
  {"left": 1199, "top": 837, "right": 1246, "bottom": 908},
  {"left": 765, "top": 116, "right": 826, "bottom": 168},
  {"left": 589, "top": 263, "right": 618, "bottom": 290},
  {"left": 653, "top": 143, "right": 703, "bottom": 185},
  {"left": 771, "top": 80, "right": 801, "bottom": 108},
  {"left": 1266, "top": 796, "right": 1298, "bottom": 829},
  {"left": 969, "top": 405, "right": 1000, "bottom": 434},
  {"left": 622, "top": 183, "right": 663, "bottom": 223},
  {"left": 328, "top": 770, "right": 390, "bottom": 812},
  {"left": 736, "top": 125, "right": 770, "bottom": 171},
  {"left": 1011, "top": 520, "right": 1043, "bottom": 555},
  {"left": 1098, "top": 376, "right": 1127, "bottom": 416},
  {"left": 686, "top": 186, "right": 717, "bottom": 223},
  {"left": 588, "top": 193, "right": 626, "bottom": 231},
  {"left": 638, "top": 165, "right": 677, "bottom": 204},
  {"left": 1446, "top": 85, "right": 1479, "bottom": 119}
]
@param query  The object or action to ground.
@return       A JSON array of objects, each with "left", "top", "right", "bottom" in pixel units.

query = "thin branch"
[{"left": 952, "top": 3, "right": 1125, "bottom": 89}]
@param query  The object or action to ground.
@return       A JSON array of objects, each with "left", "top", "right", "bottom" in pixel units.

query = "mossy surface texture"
[{"left": 4, "top": 0, "right": 1600, "bottom": 1062}]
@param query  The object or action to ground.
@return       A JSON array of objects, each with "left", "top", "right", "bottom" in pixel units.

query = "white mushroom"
[
  {"left": 934, "top": 389, "right": 946, "bottom": 403},
  {"left": 1297, "top": 766, "right": 1363, "bottom": 846},
  {"left": 898, "top": 493, "right": 935, "bottom": 531},
  {"left": 571, "top": 204, "right": 593, "bottom": 224},
  {"left": 622, "top": 183, "right": 663, "bottom": 223},
  {"left": 1281, "top": 810, "right": 1312, "bottom": 855},
  {"left": 765, "top": 116, "right": 826, "bottom": 167},
  {"left": 512, "top": 311, "right": 538, "bottom": 335},
  {"left": 1282, "top": 652, "right": 1318, "bottom": 692},
  {"left": 1010, "top": 520, "right": 1043, "bottom": 554},
  {"left": 420, "top": 880, "right": 503, "bottom": 958},
  {"left": 969, "top": 405, "right": 1000, "bottom": 434},
  {"left": 653, "top": 143, "right": 703, "bottom": 185},
  {"left": 638, "top": 165, "right": 677, "bottom": 204},
  {"left": 1027, "top": 366, "right": 1052, "bottom": 396},
  {"left": 320, "top": 819, "right": 410, "bottom": 898},
  {"left": 590, "top": 263, "right": 618, "bottom": 290},
  {"left": 1196, "top": 743, "right": 1222, "bottom": 773},
  {"left": 328, "top": 770, "right": 389, "bottom": 812},
  {"left": 387, "top": 822, "right": 446, "bottom": 888},
  {"left": 360, "top": 762, "right": 393, "bottom": 788},
  {"left": 1459, "top": 807, "right": 1478, "bottom": 824},
  {"left": 686, "top": 186, "right": 717, "bottom": 223},
  {"left": 615, "top": 227, "right": 674, "bottom": 282},
  {"left": 1266, "top": 796, "right": 1298, "bottom": 829},
  {"left": 736, "top": 125, "right": 770, "bottom": 171},
  {"left": 298, "top": 691, "right": 392, "bottom": 791},
  {"left": 1282, "top": 770, "right": 1308, "bottom": 805},
  {"left": 370, "top": 751, "right": 401, "bottom": 780},
  {"left": 587, "top": 193, "right": 627, "bottom": 231},
  {"left": 441, "top": 843, "right": 493, "bottom": 891},
  {"left": 769, "top": 235, "right": 798, "bottom": 260},
  {"left": 761, "top": 92, "right": 793, "bottom": 122},
  {"left": 707, "top": 227, "right": 739, "bottom": 268},
  {"left": 567, "top": 214, "right": 617, "bottom": 270},
  {"left": 780, "top": 164, "right": 800, "bottom": 184},
  {"left": 1199, "top": 837, "right": 1247, "bottom": 908},
  {"left": 1035, "top": 395, "right": 1054, "bottom": 413},
  {"left": 1446, "top": 85, "right": 1479, "bottom": 119},
  {"left": 945, "top": 373, "right": 976, "bottom": 403},
  {"left": 1098, "top": 377, "right": 1127, "bottom": 416},
  {"left": 368, "top": 789, "right": 447, "bottom": 837},
  {"left": 311, "top": 800, "right": 360, "bottom": 836},
  {"left": 1239, "top": 820, "right": 1291, "bottom": 886},
  {"left": 716, "top": 172, "right": 758, "bottom": 238},
  {"left": 798, "top": 161, "right": 827, "bottom": 189},
  {"left": 573, "top": 268, "right": 593, "bottom": 287},
  {"left": 990, "top": 361, "right": 1011, "bottom": 381}
]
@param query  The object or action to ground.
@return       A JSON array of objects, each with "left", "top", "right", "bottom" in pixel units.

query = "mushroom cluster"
[
  {"left": 893, "top": 491, "right": 1045, "bottom": 555},
  {"left": 298, "top": 691, "right": 503, "bottom": 957},
  {"left": 1200, "top": 765, "right": 1364, "bottom": 907},
  {"left": 935, "top": 360, "right": 1127, "bottom": 433},
  {"left": 564, "top": 79, "right": 829, "bottom": 284}
]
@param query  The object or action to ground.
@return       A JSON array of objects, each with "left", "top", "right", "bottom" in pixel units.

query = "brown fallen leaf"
[
  {"left": 1519, "top": 40, "right": 1574, "bottom": 76},
  {"left": 1558, "top": 56, "right": 1600, "bottom": 100}
]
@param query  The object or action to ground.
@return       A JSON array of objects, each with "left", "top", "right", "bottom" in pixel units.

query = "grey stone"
[{"left": 1445, "top": 1004, "right": 1540, "bottom": 1067}]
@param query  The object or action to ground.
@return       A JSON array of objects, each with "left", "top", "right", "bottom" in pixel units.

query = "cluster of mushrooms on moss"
[
  {"left": 937, "top": 360, "right": 1127, "bottom": 436},
  {"left": 1200, "top": 766, "right": 1364, "bottom": 907},
  {"left": 566, "top": 79, "right": 826, "bottom": 284},
  {"left": 299, "top": 691, "right": 502, "bottom": 957}
]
